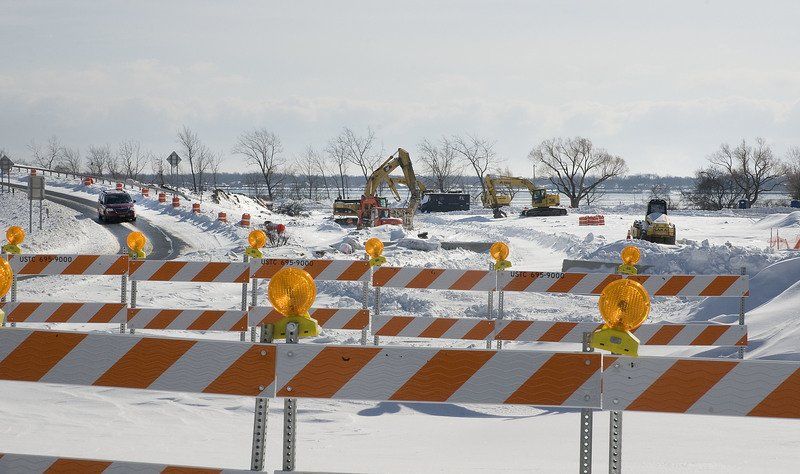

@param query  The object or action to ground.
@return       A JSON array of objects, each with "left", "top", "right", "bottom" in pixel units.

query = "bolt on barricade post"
[{"left": 590, "top": 245, "right": 650, "bottom": 357}]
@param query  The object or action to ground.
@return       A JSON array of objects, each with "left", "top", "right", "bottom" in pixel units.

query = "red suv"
[{"left": 98, "top": 189, "right": 136, "bottom": 223}]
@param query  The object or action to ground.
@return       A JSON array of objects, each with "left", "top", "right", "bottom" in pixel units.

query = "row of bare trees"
[{"left": 27, "top": 136, "right": 151, "bottom": 182}]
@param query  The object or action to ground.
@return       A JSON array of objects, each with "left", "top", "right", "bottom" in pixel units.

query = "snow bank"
[{"left": 753, "top": 211, "right": 800, "bottom": 229}]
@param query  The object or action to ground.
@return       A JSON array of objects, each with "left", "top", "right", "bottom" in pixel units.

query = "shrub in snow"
[{"left": 276, "top": 200, "right": 307, "bottom": 217}]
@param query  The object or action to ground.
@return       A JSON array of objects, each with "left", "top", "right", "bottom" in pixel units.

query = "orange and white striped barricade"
[
  {"left": 0, "top": 302, "right": 127, "bottom": 325},
  {"left": 371, "top": 316, "right": 748, "bottom": 347},
  {"left": 5, "top": 254, "right": 129, "bottom": 332},
  {"left": 496, "top": 270, "right": 749, "bottom": 297},
  {"left": 0, "top": 453, "right": 253, "bottom": 473},
  {"left": 126, "top": 308, "right": 248, "bottom": 332},
  {"left": 250, "top": 257, "right": 372, "bottom": 344},
  {"left": 372, "top": 266, "right": 498, "bottom": 346},
  {"left": 603, "top": 355, "right": 800, "bottom": 420},
  {"left": 127, "top": 260, "right": 251, "bottom": 336},
  {"left": 0, "top": 328, "right": 275, "bottom": 397},
  {"left": 249, "top": 306, "right": 369, "bottom": 330},
  {"left": 275, "top": 344, "right": 601, "bottom": 406}
]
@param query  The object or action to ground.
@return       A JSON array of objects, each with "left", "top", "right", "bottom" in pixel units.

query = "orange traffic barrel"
[
  {"left": 192, "top": 202, "right": 201, "bottom": 214},
  {"left": 141, "top": 187, "right": 149, "bottom": 197},
  {"left": 30, "top": 169, "right": 37, "bottom": 175},
  {"left": 240, "top": 213, "right": 251, "bottom": 227},
  {"left": 158, "top": 192, "right": 166, "bottom": 203},
  {"left": 218, "top": 212, "right": 227, "bottom": 223},
  {"left": 116, "top": 182, "right": 123, "bottom": 190},
  {"left": 172, "top": 195, "right": 180, "bottom": 208},
  {"left": 83, "top": 177, "right": 93, "bottom": 186}
]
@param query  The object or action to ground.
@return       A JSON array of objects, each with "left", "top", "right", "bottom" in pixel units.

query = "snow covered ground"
[{"left": 2, "top": 172, "right": 800, "bottom": 472}]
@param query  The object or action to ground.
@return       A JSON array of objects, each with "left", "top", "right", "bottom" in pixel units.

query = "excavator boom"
[{"left": 482, "top": 175, "right": 567, "bottom": 218}]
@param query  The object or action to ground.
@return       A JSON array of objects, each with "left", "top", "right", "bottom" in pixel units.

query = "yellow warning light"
[
  {"left": 0, "top": 258, "right": 12, "bottom": 299},
  {"left": 590, "top": 279, "right": 651, "bottom": 356},
  {"left": 6, "top": 226, "right": 25, "bottom": 245},
  {"left": 268, "top": 267, "right": 320, "bottom": 339},
  {"left": 248, "top": 230, "right": 267, "bottom": 249},
  {"left": 365, "top": 238, "right": 384, "bottom": 258},
  {"left": 490, "top": 242, "right": 512, "bottom": 270},
  {"left": 365, "top": 237, "right": 386, "bottom": 267},
  {"left": 126, "top": 231, "right": 147, "bottom": 259},
  {"left": 621, "top": 245, "right": 640, "bottom": 265}
]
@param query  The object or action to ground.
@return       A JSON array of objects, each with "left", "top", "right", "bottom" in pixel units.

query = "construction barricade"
[
  {"left": 0, "top": 254, "right": 129, "bottom": 332},
  {"left": 578, "top": 215, "right": 605, "bottom": 226}
]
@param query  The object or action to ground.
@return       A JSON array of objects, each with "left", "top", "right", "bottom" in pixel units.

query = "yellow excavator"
[
  {"left": 332, "top": 148, "right": 422, "bottom": 229},
  {"left": 482, "top": 175, "right": 567, "bottom": 218}
]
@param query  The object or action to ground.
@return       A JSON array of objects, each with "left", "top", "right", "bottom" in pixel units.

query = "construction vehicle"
[
  {"left": 332, "top": 148, "right": 422, "bottom": 229},
  {"left": 418, "top": 190, "right": 471, "bottom": 213},
  {"left": 481, "top": 175, "right": 567, "bottom": 218},
  {"left": 629, "top": 199, "right": 676, "bottom": 245}
]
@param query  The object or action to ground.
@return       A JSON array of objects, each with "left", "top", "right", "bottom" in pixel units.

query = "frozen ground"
[{"left": 2, "top": 172, "right": 800, "bottom": 472}]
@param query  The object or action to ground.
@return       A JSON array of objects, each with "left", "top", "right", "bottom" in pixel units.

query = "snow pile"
[
  {"left": 753, "top": 211, "right": 800, "bottom": 229},
  {"left": 579, "top": 238, "right": 783, "bottom": 275},
  {"left": 396, "top": 237, "right": 441, "bottom": 251}
]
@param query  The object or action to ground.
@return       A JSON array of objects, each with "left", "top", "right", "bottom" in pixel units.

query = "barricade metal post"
[
  {"left": 250, "top": 267, "right": 258, "bottom": 342},
  {"left": 609, "top": 410, "right": 622, "bottom": 473},
  {"left": 580, "top": 332, "right": 594, "bottom": 474},
  {"left": 373, "top": 282, "right": 381, "bottom": 346},
  {"left": 9, "top": 265, "right": 17, "bottom": 327},
  {"left": 120, "top": 269, "right": 128, "bottom": 334},
  {"left": 250, "top": 323, "right": 272, "bottom": 471},
  {"left": 738, "top": 266, "right": 746, "bottom": 360},
  {"left": 283, "top": 322, "right": 299, "bottom": 471},
  {"left": 486, "top": 263, "right": 494, "bottom": 349},
  {"left": 361, "top": 254, "right": 369, "bottom": 346},
  {"left": 497, "top": 268, "right": 504, "bottom": 350},
  {"left": 241, "top": 254, "right": 249, "bottom": 342}
]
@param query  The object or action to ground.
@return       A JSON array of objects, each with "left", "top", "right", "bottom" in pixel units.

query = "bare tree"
[
  {"left": 29, "top": 136, "right": 63, "bottom": 169},
  {"left": 177, "top": 126, "right": 203, "bottom": 191},
  {"left": 683, "top": 167, "right": 741, "bottom": 210},
  {"left": 296, "top": 147, "right": 322, "bottom": 199},
  {"left": 118, "top": 140, "right": 147, "bottom": 181},
  {"left": 331, "top": 126, "right": 379, "bottom": 182},
  {"left": 418, "top": 137, "right": 461, "bottom": 192},
  {"left": 232, "top": 128, "right": 285, "bottom": 201},
  {"left": 530, "top": 137, "right": 627, "bottom": 208},
  {"left": 60, "top": 147, "right": 82, "bottom": 174},
  {"left": 210, "top": 151, "right": 224, "bottom": 189},
  {"left": 450, "top": 135, "right": 498, "bottom": 200},
  {"left": 195, "top": 145, "right": 214, "bottom": 194},
  {"left": 325, "top": 135, "right": 350, "bottom": 198},
  {"left": 86, "top": 145, "right": 113, "bottom": 177},
  {"left": 708, "top": 138, "right": 782, "bottom": 206},
  {"left": 150, "top": 153, "right": 166, "bottom": 186},
  {"left": 309, "top": 147, "right": 331, "bottom": 200}
]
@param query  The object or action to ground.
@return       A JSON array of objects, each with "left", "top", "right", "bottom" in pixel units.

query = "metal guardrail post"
[
  {"left": 283, "top": 322, "right": 299, "bottom": 471},
  {"left": 738, "top": 266, "right": 746, "bottom": 360},
  {"left": 250, "top": 323, "right": 272, "bottom": 471},
  {"left": 580, "top": 332, "right": 594, "bottom": 474}
]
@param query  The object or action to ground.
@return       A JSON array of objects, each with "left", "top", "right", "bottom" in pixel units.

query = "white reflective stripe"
[
  {"left": 603, "top": 356, "right": 699, "bottom": 410},
  {"left": 41, "top": 334, "right": 139, "bottom": 385},
  {"left": 564, "top": 369, "right": 603, "bottom": 408},
  {"left": 276, "top": 344, "right": 325, "bottom": 383},
  {"left": 687, "top": 361, "right": 798, "bottom": 416},
  {"left": 448, "top": 351, "right": 550, "bottom": 404},
  {"left": 322, "top": 308, "right": 361, "bottom": 328},
  {"left": 441, "top": 319, "right": 485, "bottom": 339},
  {"left": 335, "top": 348, "right": 431, "bottom": 401},
  {"left": 0, "top": 329, "right": 33, "bottom": 360},
  {"left": 379, "top": 268, "right": 419, "bottom": 288},
  {"left": 0, "top": 453, "right": 253, "bottom": 473},
  {"left": 150, "top": 340, "right": 249, "bottom": 393}
]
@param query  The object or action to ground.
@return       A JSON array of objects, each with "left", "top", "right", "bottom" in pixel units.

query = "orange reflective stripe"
[
  {"left": 106, "top": 256, "right": 129, "bottom": 275},
  {"left": 88, "top": 304, "right": 123, "bottom": 323},
  {"left": 204, "top": 345, "right": 275, "bottom": 396},
  {"left": 626, "top": 359, "right": 736, "bottom": 412},
  {"left": 309, "top": 308, "right": 337, "bottom": 326},
  {"left": 591, "top": 274, "right": 621, "bottom": 294},
  {"left": 338, "top": 262, "right": 369, "bottom": 281},
  {"left": 20, "top": 255, "right": 54, "bottom": 274},
  {"left": 94, "top": 338, "right": 196, "bottom": 389},
  {"left": 449, "top": 271, "right": 487, "bottom": 290},
  {"left": 390, "top": 350, "right": 494, "bottom": 402},
  {"left": 0, "top": 331, "right": 86, "bottom": 381},
  {"left": 150, "top": 261, "right": 187, "bottom": 281},
  {"left": 374, "top": 316, "right": 414, "bottom": 336},
  {"left": 4, "top": 302, "right": 40, "bottom": 322},
  {"left": 643, "top": 325, "right": 684, "bottom": 345},
  {"left": 547, "top": 274, "right": 585, "bottom": 293},
  {"left": 303, "top": 260, "right": 332, "bottom": 279},
  {"left": 46, "top": 303, "right": 82, "bottom": 323},
  {"left": 539, "top": 322, "right": 578, "bottom": 342},
  {"left": 277, "top": 347, "right": 381, "bottom": 398},
  {"left": 373, "top": 267, "right": 401, "bottom": 286},
  {"left": 342, "top": 310, "right": 370, "bottom": 330},
  {"left": 461, "top": 320, "right": 494, "bottom": 340},
  {"left": 143, "top": 310, "right": 183, "bottom": 329},
  {"left": 186, "top": 311, "right": 226, "bottom": 331},
  {"left": 61, "top": 255, "right": 98, "bottom": 275},
  {"left": 506, "top": 353, "right": 599, "bottom": 405},
  {"left": 191, "top": 263, "right": 228, "bottom": 282},
  {"left": 654, "top": 276, "right": 693, "bottom": 296},
  {"left": 495, "top": 320, "right": 531, "bottom": 341},
  {"left": 406, "top": 269, "right": 444, "bottom": 288},
  {"left": 699, "top": 276, "right": 739, "bottom": 296},
  {"left": 690, "top": 326, "right": 729, "bottom": 346},
  {"left": 747, "top": 367, "right": 800, "bottom": 418},
  {"left": 45, "top": 459, "right": 111, "bottom": 473},
  {"left": 418, "top": 318, "right": 458, "bottom": 339},
  {"left": 503, "top": 275, "right": 536, "bottom": 292}
]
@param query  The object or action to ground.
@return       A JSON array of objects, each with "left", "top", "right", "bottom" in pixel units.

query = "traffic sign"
[
  {"left": 167, "top": 151, "right": 181, "bottom": 167},
  {"left": 0, "top": 155, "right": 12, "bottom": 172}
]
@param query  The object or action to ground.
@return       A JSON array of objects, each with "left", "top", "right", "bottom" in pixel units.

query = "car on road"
[{"left": 97, "top": 189, "right": 136, "bottom": 223}]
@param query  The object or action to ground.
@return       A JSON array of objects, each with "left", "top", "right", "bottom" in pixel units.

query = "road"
[{"left": 8, "top": 183, "right": 185, "bottom": 260}]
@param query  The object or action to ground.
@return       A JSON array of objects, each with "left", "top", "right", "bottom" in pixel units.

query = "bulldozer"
[
  {"left": 482, "top": 175, "right": 567, "bottom": 218},
  {"left": 629, "top": 199, "right": 676, "bottom": 245},
  {"left": 332, "top": 148, "right": 422, "bottom": 229}
]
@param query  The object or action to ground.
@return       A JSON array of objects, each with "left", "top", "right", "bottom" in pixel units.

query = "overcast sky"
[{"left": 1, "top": 0, "right": 798, "bottom": 175}]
